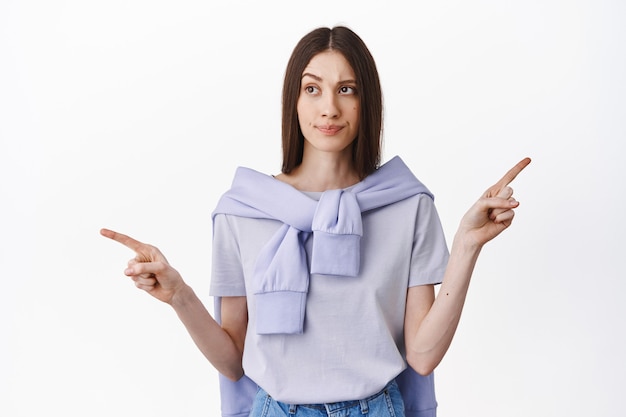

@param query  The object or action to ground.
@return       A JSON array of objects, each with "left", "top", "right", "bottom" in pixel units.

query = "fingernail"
[{"left": 124, "top": 268, "right": 133, "bottom": 275}]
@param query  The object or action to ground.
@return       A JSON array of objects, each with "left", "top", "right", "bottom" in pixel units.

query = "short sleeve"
[
  {"left": 209, "top": 214, "right": 247, "bottom": 297},
  {"left": 408, "top": 194, "right": 450, "bottom": 287}
]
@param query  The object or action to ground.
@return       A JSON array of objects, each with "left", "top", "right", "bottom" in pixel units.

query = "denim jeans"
[{"left": 249, "top": 380, "right": 405, "bottom": 417}]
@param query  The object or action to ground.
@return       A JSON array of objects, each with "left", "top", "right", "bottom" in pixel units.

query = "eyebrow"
[{"left": 301, "top": 73, "right": 356, "bottom": 85}]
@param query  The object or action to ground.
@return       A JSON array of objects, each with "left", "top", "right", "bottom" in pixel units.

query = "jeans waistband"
[{"left": 285, "top": 379, "right": 398, "bottom": 414}]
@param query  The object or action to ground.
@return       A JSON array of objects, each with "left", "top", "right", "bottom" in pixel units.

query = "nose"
[{"left": 321, "top": 93, "right": 340, "bottom": 119}]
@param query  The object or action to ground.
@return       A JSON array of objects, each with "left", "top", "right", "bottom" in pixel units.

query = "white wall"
[{"left": 1, "top": 1, "right": 624, "bottom": 416}]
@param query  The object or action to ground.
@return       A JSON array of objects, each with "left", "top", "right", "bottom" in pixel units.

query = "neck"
[{"left": 277, "top": 148, "right": 360, "bottom": 192}]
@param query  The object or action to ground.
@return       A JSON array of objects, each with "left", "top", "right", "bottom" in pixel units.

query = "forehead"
[{"left": 302, "top": 50, "right": 355, "bottom": 79}]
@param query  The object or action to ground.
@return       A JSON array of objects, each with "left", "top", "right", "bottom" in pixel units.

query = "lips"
[{"left": 316, "top": 125, "right": 343, "bottom": 135}]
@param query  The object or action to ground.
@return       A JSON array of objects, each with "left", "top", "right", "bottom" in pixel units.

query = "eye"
[
  {"left": 339, "top": 86, "right": 357, "bottom": 95},
  {"left": 304, "top": 85, "right": 319, "bottom": 95}
]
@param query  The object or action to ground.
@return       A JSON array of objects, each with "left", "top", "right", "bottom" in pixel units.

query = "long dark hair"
[{"left": 281, "top": 26, "right": 383, "bottom": 179}]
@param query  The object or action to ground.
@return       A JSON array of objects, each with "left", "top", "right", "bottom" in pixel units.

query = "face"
[{"left": 297, "top": 50, "right": 360, "bottom": 157}]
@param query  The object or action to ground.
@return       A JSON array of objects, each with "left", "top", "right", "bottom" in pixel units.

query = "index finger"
[
  {"left": 100, "top": 228, "right": 146, "bottom": 252},
  {"left": 490, "top": 157, "right": 531, "bottom": 194}
]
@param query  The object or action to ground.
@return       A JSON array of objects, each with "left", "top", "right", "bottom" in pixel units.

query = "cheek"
[
  {"left": 296, "top": 100, "right": 307, "bottom": 122},
  {"left": 296, "top": 105, "right": 308, "bottom": 130}
]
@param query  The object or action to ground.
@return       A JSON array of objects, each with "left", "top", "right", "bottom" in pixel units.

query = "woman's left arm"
[{"left": 405, "top": 157, "right": 531, "bottom": 375}]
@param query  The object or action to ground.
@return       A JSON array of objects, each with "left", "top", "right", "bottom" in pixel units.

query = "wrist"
[
  {"left": 169, "top": 283, "right": 195, "bottom": 308},
  {"left": 451, "top": 230, "right": 483, "bottom": 258}
]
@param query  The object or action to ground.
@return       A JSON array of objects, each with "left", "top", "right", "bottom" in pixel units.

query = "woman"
[{"left": 101, "top": 26, "right": 530, "bottom": 417}]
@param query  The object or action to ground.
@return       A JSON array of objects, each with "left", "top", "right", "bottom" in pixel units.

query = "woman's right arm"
[
  {"left": 170, "top": 288, "right": 247, "bottom": 381},
  {"left": 100, "top": 228, "right": 247, "bottom": 381}
]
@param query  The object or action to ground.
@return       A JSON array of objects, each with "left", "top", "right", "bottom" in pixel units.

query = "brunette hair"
[{"left": 281, "top": 26, "right": 383, "bottom": 179}]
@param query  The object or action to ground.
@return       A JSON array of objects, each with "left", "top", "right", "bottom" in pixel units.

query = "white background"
[{"left": 1, "top": 1, "right": 625, "bottom": 416}]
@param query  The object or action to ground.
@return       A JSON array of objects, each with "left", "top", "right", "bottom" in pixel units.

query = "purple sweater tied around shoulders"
[{"left": 211, "top": 156, "right": 439, "bottom": 417}]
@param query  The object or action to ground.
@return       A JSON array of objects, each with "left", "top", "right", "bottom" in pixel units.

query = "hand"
[
  {"left": 457, "top": 157, "right": 531, "bottom": 248},
  {"left": 100, "top": 228, "right": 185, "bottom": 304}
]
